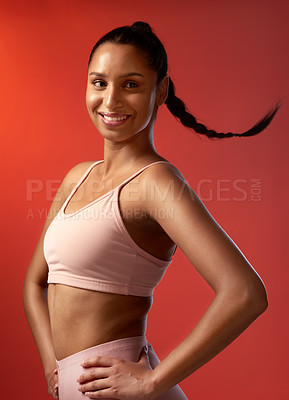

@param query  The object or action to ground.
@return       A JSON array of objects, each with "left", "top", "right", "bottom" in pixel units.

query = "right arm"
[{"left": 22, "top": 161, "right": 95, "bottom": 398}]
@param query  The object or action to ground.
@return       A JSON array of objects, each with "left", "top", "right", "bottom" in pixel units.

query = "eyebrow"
[{"left": 88, "top": 72, "right": 144, "bottom": 78}]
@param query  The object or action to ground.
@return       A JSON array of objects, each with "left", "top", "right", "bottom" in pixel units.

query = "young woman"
[{"left": 23, "top": 21, "right": 280, "bottom": 400}]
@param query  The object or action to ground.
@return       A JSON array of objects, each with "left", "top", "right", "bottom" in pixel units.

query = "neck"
[{"left": 100, "top": 124, "right": 159, "bottom": 179}]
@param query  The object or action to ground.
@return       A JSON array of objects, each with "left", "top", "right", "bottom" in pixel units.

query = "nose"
[{"left": 103, "top": 84, "right": 123, "bottom": 110}]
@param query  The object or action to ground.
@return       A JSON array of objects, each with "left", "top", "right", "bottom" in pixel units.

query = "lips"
[
  {"left": 99, "top": 112, "right": 131, "bottom": 126},
  {"left": 101, "top": 113, "right": 129, "bottom": 121}
]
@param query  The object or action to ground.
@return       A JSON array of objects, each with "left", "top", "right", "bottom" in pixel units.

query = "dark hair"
[{"left": 88, "top": 21, "right": 282, "bottom": 140}]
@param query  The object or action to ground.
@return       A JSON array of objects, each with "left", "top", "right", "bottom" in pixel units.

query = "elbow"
[
  {"left": 256, "top": 285, "right": 268, "bottom": 315},
  {"left": 22, "top": 275, "right": 48, "bottom": 309},
  {"left": 257, "top": 279, "right": 268, "bottom": 312},
  {"left": 248, "top": 289, "right": 268, "bottom": 317},
  {"left": 222, "top": 275, "right": 269, "bottom": 320},
  {"left": 241, "top": 278, "right": 268, "bottom": 318},
  {"left": 22, "top": 276, "right": 32, "bottom": 310}
]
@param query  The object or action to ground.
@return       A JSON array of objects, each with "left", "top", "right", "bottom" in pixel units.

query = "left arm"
[
  {"left": 78, "top": 164, "right": 268, "bottom": 399},
  {"left": 143, "top": 166, "right": 268, "bottom": 396}
]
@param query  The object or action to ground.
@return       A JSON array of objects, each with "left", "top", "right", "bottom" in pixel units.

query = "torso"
[{"left": 48, "top": 159, "right": 176, "bottom": 360}]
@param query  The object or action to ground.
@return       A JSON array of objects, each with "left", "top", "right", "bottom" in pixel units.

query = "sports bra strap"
[
  {"left": 117, "top": 160, "right": 170, "bottom": 190},
  {"left": 61, "top": 160, "right": 170, "bottom": 215},
  {"left": 61, "top": 160, "right": 103, "bottom": 213}
]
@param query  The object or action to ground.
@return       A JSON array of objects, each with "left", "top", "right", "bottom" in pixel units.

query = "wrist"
[
  {"left": 44, "top": 363, "right": 57, "bottom": 380},
  {"left": 145, "top": 369, "right": 166, "bottom": 400}
]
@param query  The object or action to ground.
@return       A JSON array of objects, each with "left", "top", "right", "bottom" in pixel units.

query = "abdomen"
[{"left": 47, "top": 283, "right": 152, "bottom": 360}]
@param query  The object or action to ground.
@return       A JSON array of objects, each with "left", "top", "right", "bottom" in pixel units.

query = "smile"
[
  {"left": 99, "top": 113, "right": 131, "bottom": 126},
  {"left": 102, "top": 113, "right": 129, "bottom": 121}
]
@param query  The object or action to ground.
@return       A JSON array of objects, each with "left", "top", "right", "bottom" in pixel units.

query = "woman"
[{"left": 23, "top": 21, "right": 280, "bottom": 400}]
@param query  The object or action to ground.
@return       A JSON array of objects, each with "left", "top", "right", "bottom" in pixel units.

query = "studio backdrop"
[{"left": 0, "top": 1, "right": 288, "bottom": 399}]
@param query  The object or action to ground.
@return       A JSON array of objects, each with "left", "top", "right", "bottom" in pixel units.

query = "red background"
[{"left": 1, "top": 0, "right": 288, "bottom": 398}]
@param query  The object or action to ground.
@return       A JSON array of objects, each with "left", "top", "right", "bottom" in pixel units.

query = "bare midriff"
[{"left": 48, "top": 283, "right": 152, "bottom": 360}]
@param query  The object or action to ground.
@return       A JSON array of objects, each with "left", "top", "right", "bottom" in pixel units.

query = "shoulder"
[
  {"left": 140, "top": 160, "right": 193, "bottom": 201},
  {"left": 140, "top": 160, "right": 207, "bottom": 226},
  {"left": 53, "top": 160, "right": 101, "bottom": 205},
  {"left": 141, "top": 159, "right": 186, "bottom": 184},
  {"left": 62, "top": 160, "right": 100, "bottom": 188},
  {"left": 45, "top": 160, "right": 100, "bottom": 225}
]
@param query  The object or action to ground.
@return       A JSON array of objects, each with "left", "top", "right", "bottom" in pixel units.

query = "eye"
[
  {"left": 124, "top": 81, "right": 138, "bottom": 89},
  {"left": 92, "top": 80, "right": 105, "bottom": 88}
]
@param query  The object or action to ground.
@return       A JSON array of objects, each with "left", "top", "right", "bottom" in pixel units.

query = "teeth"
[{"left": 102, "top": 114, "right": 129, "bottom": 122}]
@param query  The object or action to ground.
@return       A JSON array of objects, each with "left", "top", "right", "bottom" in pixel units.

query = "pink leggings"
[{"left": 56, "top": 335, "right": 187, "bottom": 399}]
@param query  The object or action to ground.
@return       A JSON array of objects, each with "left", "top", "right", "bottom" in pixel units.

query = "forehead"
[{"left": 88, "top": 43, "right": 154, "bottom": 76}]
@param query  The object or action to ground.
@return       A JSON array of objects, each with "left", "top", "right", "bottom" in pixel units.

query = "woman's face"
[{"left": 86, "top": 43, "right": 166, "bottom": 142}]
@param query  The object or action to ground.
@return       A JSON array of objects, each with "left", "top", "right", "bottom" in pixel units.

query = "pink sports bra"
[{"left": 43, "top": 160, "right": 175, "bottom": 297}]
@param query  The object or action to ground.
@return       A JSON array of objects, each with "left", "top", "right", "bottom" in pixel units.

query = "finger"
[
  {"left": 81, "top": 355, "right": 115, "bottom": 368},
  {"left": 54, "top": 385, "right": 59, "bottom": 399},
  {"left": 51, "top": 386, "right": 58, "bottom": 400},
  {"left": 84, "top": 388, "right": 114, "bottom": 398},
  {"left": 78, "top": 367, "right": 110, "bottom": 383},
  {"left": 48, "top": 378, "right": 59, "bottom": 399},
  {"left": 78, "top": 377, "right": 110, "bottom": 393}
]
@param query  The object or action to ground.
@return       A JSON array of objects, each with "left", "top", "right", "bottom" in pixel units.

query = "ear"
[{"left": 156, "top": 74, "right": 169, "bottom": 106}]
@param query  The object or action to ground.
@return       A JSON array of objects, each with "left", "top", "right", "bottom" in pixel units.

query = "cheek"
[
  {"left": 86, "top": 89, "right": 102, "bottom": 113},
  {"left": 142, "top": 94, "right": 157, "bottom": 124},
  {"left": 132, "top": 92, "right": 156, "bottom": 117}
]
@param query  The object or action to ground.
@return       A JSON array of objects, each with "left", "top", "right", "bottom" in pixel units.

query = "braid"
[{"left": 165, "top": 77, "right": 282, "bottom": 140}]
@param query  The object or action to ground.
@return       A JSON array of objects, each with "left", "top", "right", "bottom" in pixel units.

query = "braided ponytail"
[
  {"left": 89, "top": 21, "right": 281, "bottom": 140},
  {"left": 165, "top": 77, "right": 281, "bottom": 140},
  {"left": 165, "top": 78, "right": 281, "bottom": 139}
]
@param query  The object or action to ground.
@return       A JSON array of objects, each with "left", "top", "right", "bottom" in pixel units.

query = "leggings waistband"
[{"left": 56, "top": 335, "right": 149, "bottom": 371}]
